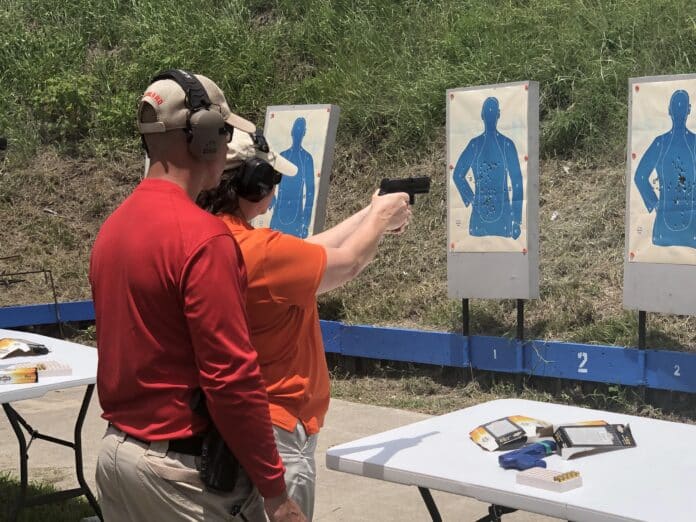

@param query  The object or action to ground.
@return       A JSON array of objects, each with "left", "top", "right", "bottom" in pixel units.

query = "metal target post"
[{"left": 516, "top": 299, "right": 525, "bottom": 393}]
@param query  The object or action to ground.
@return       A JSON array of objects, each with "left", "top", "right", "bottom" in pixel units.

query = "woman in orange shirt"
[{"left": 198, "top": 130, "right": 410, "bottom": 520}]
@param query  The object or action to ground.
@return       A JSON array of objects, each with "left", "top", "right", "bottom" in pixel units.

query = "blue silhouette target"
[
  {"left": 270, "top": 117, "right": 316, "bottom": 238},
  {"left": 452, "top": 97, "right": 524, "bottom": 239},
  {"left": 256, "top": 104, "right": 339, "bottom": 237},
  {"left": 634, "top": 90, "right": 696, "bottom": 248},
  {"left": 446, "top": 81, "right": 539, "bottom": 300}
]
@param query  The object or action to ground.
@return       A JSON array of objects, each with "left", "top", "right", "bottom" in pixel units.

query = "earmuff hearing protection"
[
  {"left": 150, "top": 69, "right": 231, "bottom": 161},
  {"left": 235, "top": 157, "right": 282, "bottom": 202},
  {"left": 231, "top": 131, "right": 282, "bottom": 202}
]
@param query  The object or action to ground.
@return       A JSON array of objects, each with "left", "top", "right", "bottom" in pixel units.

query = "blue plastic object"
[{"left": 498, "top": 440, "right": 557, "bottom": 471}]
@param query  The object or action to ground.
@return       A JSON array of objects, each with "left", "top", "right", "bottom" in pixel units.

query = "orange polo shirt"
[{"left": 220, "top": 214, "right": 329, "bottom": 435}]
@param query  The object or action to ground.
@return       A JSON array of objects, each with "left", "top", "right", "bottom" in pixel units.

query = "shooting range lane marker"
[
  {"left": 449, "top": 164, "right": 454, "bottom": 170},
  {"left": 635, "top": 85, "right": 640, "bottom": 92},
  {"left": 632, "top": 152, "right": 637, "bottom": 160}
]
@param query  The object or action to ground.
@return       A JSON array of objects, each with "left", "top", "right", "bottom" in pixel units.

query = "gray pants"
[
  {"left": 273, "top": 423, "right": 318, "bottom": 521},
  {"left": 96, "top": 425, "right": 266, "bottom": 522}
]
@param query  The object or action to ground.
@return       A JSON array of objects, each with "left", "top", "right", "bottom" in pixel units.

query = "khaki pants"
[
  {"left": 273, "top": 423, "right": 318, "bottom": 521},
  {"left": 96, "top": 426, "right": 266, "bottom": 522}
]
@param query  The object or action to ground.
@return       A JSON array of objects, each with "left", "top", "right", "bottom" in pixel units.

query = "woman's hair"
[{"left": 196, "top": 167, "right": 242, "bottom": 215}]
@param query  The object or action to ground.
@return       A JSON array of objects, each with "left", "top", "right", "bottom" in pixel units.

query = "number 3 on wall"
[{"left": 577, "top": 352, "right": 588, "bottom": 374}]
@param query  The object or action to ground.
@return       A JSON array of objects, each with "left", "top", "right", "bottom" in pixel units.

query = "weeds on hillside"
[
  {"left": 2, "top": 1, "right": 696, "bottom": 161},
  {"left": 2, "top": 1, "right": 696, "bottom": 349}
]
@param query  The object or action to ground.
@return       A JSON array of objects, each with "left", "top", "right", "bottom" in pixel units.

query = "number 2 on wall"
[
  {"left": 674, "top": 365, "right": 681, "bottom": 377},
  {"left": 577, "top": 352, "right": 588, "bottom": 374}
]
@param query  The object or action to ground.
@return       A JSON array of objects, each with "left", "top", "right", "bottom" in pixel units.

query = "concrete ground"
[{"left": 0, "top": 387, "right": 557, "bottom": 521}]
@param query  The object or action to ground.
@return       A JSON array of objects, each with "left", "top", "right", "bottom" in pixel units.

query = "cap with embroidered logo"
[{"left": 137, "top": 73, "right": 255, "bottom": 135}]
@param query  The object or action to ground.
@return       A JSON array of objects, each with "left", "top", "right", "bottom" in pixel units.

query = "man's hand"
[
  {"left": 372, "top": 190, "right": 411, "bottom": 232},
  {"left": 264, "top": 493, "right": 307, "bottom": 522}
]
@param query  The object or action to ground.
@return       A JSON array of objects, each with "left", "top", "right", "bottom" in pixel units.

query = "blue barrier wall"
[{"left": 1, "top": 300, "right": 694, "bottom": 393}]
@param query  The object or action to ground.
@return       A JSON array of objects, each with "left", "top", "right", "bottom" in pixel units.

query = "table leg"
[
  {"left": 418, "top": 487, "right": 442, "bottom": 522},
  {"left": 1, "top": 385, "right": 103, "bottom": 521},
  {"left": 2, "top": 402, "right": 28, "bottom": 522},
  {"left": 74, "top": 384, "right": 102, "bottom": 519},
  {"left": 475, "top": 504, "right": 518, "bottom": 522}
]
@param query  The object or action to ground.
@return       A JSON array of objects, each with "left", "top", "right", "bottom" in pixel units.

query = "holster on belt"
[{"left": 190, "top": 388, "right": 240, "bottom": 491}]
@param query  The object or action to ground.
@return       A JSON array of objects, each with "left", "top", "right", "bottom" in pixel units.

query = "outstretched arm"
[
  {"left": 452, "top": 141, "right": 476, "bottom": 206},
  {"left": 634, "top": 139, "right": 661, "bottom": 213},
  {"left": 505, "top": 138, "right": 524, "bottom": 239},
  {"left": 316, "top": 192, "right": 410, "bottom": 295},
  {"left": 306, "top": 205, "right": 371, "bottom": 248}
]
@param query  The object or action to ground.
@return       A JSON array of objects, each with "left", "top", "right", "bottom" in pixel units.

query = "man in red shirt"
[
  {"left": 198, "top": 130, "right": 411, "bottom": 519},
  {"left": 89, "top": 70, "right": 305, "bottom": 522}
]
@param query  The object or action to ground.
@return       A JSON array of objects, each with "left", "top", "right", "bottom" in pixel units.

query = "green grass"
[
  {"left": 2, "top": 0, "right": 696, "bottom": 161},
  {"left": 2, "top": 1, "right": 696, "bottom": 349},
  {"left": 0, "top": 473, "right": 95, "bottom": 521},
  {"left": 329, "top": 363, "right": 696, "bottom": 423}
]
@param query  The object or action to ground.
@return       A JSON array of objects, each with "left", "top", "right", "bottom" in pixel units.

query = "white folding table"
[
  {"left": 326, "top": 398, "right": 695, "bottom": 522},
  {"left": 0, "top": 328, "right": 102, "bottom": 521}
]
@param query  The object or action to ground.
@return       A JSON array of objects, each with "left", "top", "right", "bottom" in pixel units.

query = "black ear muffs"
[
  {"left": 150, "top": 69, "right": 228, "bottom": 162},
  {"left": 235, "top": 158, "right": 281, "bottom": 202}
]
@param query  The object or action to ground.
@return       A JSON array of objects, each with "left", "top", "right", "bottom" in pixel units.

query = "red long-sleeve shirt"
[{"left": 89, "top": 178, "right": 285, "bottom": 498}]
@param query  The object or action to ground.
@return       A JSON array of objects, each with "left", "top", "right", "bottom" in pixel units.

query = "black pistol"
[{"left": 378, "top": 176, "right": 430, "bottom": 204}]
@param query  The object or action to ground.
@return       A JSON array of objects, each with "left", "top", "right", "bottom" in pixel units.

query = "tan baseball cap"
[
  {"left": 225, "top": 131, "right": 298, "bottom": 176},
  {"left": 137, "top": 72, "right": 256, "bottom": 135}
]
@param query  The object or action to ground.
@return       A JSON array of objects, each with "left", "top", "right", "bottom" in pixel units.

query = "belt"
[
  {"left": 111, "top": 424, "right": 204, "bottom": 456},
  {"left": 162, "top": 436, "right": 204, "bottom": 456}
]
